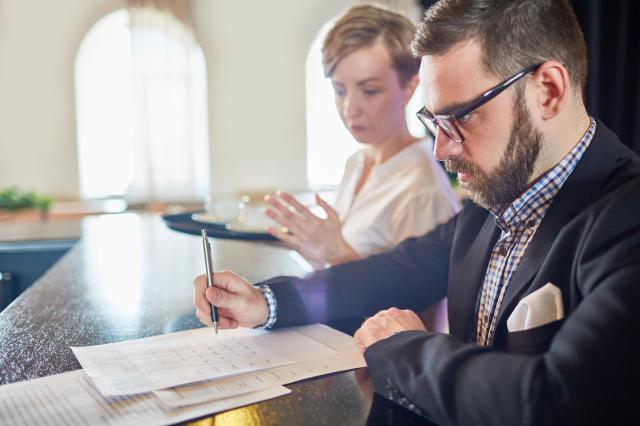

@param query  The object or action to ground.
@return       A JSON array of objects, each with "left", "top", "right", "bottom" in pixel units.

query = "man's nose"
[{"left": 433, "top": 129, "right": 463, "bottom": 161}]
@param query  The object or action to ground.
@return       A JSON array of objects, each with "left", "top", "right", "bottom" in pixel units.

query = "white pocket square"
[{"left": 507, "top": 283, "right": 564, "bottom": 332}]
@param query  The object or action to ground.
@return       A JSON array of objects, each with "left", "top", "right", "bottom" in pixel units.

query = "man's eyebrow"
[{"left": 434, "top": 96, "right": 476, "bottom": 115}]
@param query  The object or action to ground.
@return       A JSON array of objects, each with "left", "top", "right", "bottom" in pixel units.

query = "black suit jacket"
[{"left": 261, "top": 119, "right": 640, "bottom": 425}]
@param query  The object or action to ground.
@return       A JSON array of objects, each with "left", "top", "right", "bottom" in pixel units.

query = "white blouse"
[{"left": 333, "top": 138, "right": 460, "bottom": 257}]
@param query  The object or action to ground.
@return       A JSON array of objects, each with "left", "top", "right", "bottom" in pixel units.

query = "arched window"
[
  {"left": 305, "top": 21, "right": 425, "bottom": 189},
  {"left": 75, "top": 8, "right": 209, "bottom": 203}
]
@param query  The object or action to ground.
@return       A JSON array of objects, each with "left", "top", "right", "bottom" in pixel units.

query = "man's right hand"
[{"left": 193, "top": 270, "right": 269, "bottom": 329}]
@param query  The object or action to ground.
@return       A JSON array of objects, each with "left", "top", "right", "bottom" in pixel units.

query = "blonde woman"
[{"left": 266, "top": 4, "right": 459, "bottom": 273}]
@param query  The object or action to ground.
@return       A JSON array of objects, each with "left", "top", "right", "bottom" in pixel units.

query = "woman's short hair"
[{"left": 322, "top": 4, "right": 420, "bottom": 86}]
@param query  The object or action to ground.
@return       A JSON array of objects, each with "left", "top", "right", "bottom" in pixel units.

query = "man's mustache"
[{"left": 445, "top": 159, "right": 478, "bottom": 175}]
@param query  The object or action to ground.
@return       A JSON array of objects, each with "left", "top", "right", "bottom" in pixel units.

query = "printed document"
[
  {"left": 153, "top": 324, "right": 366, "bottom": 407},
  {"left": 72, "top": 326, "right": 336, "bottom": 396},
  {"left": 0, "top": 369, "right": 289, "bottom": 426}
]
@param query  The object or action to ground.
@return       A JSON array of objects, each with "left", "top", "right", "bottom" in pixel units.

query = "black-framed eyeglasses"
[{"left": 416, "top": 63, "right": 542, "bottom": 143}]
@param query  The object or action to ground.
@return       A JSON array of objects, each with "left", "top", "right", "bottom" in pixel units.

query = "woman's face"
[{"left": 331, "top": 40, "right": 415, "bottom": 146}]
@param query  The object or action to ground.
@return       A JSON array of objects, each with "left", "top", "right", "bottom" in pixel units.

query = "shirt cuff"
[{"left": 254, "top": 284, "right": 277, "bottom": 329}]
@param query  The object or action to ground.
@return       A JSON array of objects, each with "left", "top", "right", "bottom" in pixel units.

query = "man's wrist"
[{"left": 254, "top": 284, "right": 277, "bottom": 329}]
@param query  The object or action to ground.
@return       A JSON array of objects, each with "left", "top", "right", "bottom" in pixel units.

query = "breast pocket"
[{"left": 506, "top": 319, "right": 565, "bottom": 355}]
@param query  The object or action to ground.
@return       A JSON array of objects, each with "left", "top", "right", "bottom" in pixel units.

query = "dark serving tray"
[{"left": 162, "top": 212, "right": 278, "bottom": 241}]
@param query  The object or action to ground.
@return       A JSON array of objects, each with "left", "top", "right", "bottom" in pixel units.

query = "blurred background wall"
[
  {"left": 0, "top": 0, "right": 420, "bottom": 202},
  {"left": 1, "top": 0, "right": 636, "bottom": 204}
]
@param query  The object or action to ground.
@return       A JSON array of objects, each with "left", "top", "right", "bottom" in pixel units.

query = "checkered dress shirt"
[
  {"left": 475, "top": 118, "right": 597, "bottom": 346},
  {"left": 256, "top": 284, "right": 277, "bottom": 329}
]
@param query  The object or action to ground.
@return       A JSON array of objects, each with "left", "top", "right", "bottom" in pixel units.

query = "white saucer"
[
  {"left": 224, "top": 221, "right": 265, "bottom": 233},
  {"left": 226, "top": 206, "right": 279, "bottom": 233},
  {"left": 191, "top": 212, "right": 228, "bottom": 226},
  {"left": 226, "top": 218, "right": 280, "bottom": 233},
  {"left": 193, "top": 208, "right": 279, "bottom": 234}
]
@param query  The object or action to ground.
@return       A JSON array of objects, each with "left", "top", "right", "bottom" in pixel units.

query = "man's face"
[{"left": 419, "top": 40, "right": 542, "bottom": 208}]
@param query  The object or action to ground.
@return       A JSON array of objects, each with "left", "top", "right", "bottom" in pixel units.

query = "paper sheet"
[
  {"left": 0, "top": 369, "right": 289, "bottom": 426},
  {"left": 154, "top": 324, "right": 366, "bottom": 407},
  {"left": 72, "top": 326, "right": 336, "bottom": 396}
]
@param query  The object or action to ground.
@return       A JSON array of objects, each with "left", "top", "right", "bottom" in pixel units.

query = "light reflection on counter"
[
  {"left": 81, "top": 214, "right": 145, "bottom": 325},
  {"left": 77, "top": 213, "right": 313, "bottom": 334}
]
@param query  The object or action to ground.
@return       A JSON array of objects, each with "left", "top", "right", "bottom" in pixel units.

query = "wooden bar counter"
[{"left": 0, "top": 213, "right": 430, "bottom": 425}]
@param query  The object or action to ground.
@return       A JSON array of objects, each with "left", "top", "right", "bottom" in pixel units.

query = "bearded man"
[{"left": 193, "top": 1, "right": 639, "bottom": 424}]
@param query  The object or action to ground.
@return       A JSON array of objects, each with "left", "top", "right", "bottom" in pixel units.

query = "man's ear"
[
  {"left": 531, "top": 61, "right": 570, "bottom": 120},
  {"left": 403, "top": 74, "right": 420, "bottom": 105}
]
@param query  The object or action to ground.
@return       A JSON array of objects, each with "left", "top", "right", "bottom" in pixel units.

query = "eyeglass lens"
[{"left": 435, "top": 118, "right": 462, "bottom": 142}]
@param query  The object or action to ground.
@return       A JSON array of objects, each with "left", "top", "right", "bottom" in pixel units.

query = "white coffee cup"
[
  {"left": 203, "top": 194, "right": 247, "bottom": 222},
  {"left": 237, "top": 203, "right": 276, "bottom": 230}
]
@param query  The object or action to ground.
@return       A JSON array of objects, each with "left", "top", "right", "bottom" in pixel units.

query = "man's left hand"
[{"left": 354, "top": 308, "right": 427, "bottom": 352}]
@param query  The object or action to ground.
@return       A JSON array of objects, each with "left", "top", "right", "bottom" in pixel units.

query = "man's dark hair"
[{"left": 412, "top": 0, "right": 587, "bottom": 97}]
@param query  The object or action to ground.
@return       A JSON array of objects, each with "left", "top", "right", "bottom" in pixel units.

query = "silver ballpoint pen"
[{"left": 201, "top": 229, "right": 219, "bottom": 334}]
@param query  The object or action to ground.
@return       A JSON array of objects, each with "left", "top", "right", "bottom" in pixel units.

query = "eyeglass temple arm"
[{"left": 453, "top": 63, "right": 543, "bottom": 118}]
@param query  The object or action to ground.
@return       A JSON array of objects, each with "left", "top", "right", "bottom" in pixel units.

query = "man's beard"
[{"left": 445, "top": 92, "right": 542, "bottom": 209}]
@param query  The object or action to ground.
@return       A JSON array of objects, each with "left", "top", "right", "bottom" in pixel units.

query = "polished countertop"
[{"left": 0, "top": 213, "right": 431, "bottom": 425}]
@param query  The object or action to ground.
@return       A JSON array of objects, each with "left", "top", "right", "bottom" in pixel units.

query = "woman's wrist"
[{"left": 328, "top": 237, "right": 360, "bottom": 266}]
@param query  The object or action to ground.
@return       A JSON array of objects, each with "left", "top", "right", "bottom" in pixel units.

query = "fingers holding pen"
[
  {"left": 205, "top": 286, "right": 234, "bottom": 309},
  {"left": 194, "top": 271, "right": 242, "bottom": 329},
  {"left": 195, "top": 295, "right": 233, "bottom": 322},
  {"left": 195, "top": 308, "right": 238, "bottom": 329},
  {"left": 193, "top": 269, "right": 265, "bottom": 330},
  {"left": 217, "top": 316, "right": 239, "bottom": 329}
]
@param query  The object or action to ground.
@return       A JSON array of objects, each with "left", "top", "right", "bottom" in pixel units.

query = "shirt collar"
[{"left": 489, "top": 117, "right": 597, "bottom": 232}]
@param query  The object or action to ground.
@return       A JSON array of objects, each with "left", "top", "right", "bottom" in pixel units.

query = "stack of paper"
[{"left": 0, "top": 325, "right": 365, "bottom": 426}]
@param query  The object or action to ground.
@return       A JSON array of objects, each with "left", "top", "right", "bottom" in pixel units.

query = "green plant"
[{"left": 0, "top": 187, "right": 53, "bottom": 213}]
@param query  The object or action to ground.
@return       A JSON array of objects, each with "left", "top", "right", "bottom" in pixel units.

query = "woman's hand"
[{"left": 264, "top": 191, "right": 360, "bottom": 268}]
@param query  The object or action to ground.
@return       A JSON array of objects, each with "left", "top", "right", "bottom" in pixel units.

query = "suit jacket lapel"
[
  {"left": 495, "top": 119, "right": 620, "bottom": 326},
  {"left": 449, "top": 215, "right": 500, "bottom": 340}
]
